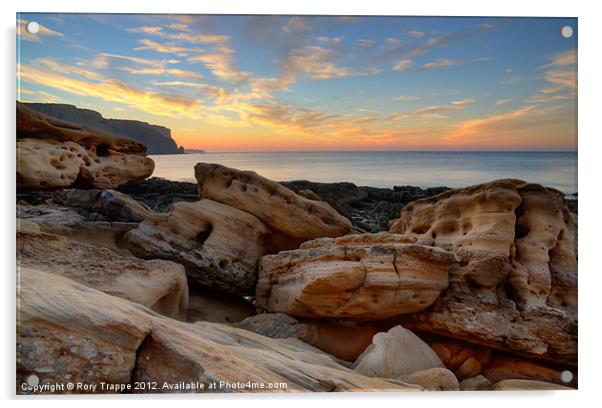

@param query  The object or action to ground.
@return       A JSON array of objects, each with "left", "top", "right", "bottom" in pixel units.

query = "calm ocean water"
[{"left": 149, "top": 151, "right": 578, "bottom": 194}]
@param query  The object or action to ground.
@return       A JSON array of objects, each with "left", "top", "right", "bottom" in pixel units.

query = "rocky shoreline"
[{"left": 16, "top": 104, "right": 578, "bottom": 394}]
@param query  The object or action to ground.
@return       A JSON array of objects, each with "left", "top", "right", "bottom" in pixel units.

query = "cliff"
[{"left": 23, "top": 103, "right": 181, "bottom": 155}]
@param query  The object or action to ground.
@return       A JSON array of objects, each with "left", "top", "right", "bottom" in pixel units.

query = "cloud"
[
  {"left": 168, "top": 23, "right": 189, "bottom": 31},
  {"left": 282, "top": 17, "right": 311, "bottom": 33},
  {"left": 389, "top": 98, "right": 475, "bottom": 120},
  {"left": 119, "top": 67, "right": 203, "bottom": 80},
  {"left": 134, "top": 39, "right": 204, "bottom": 56},
  {"left": 495, "top": 98, "right": 512, "bottom": 106},
  {"left": 126, "top": 26, "right": 163, "bottom": 34},
  {"left": 528, "top": 49, "right": 577, "bottom": 103},
  {"left": 153, "top": 81, "right": 230, "bottom": 102},
  {"left": 126, "top": 25, "right": 229, "bottom": 44},
  {"left": 392, "top": 59, "right": 413, "bottom": 71},
  {"left": 18, "top": 63, "right": 203, "bottom": 118},
  {"left": 423, "top": 58, "right": 458, "bottom": 69},
  {"left": 406, "top": 31, "right": 425, "bottom": 38},
  {"left": 393, "top": 95, "right": 420, "bottom": 102},
  {"left": 353, "top": 39, "right": 375, "bottom": 48},
  {"left": 280, "top": 45, "right": 353, "bottom": 80},
  {"left": 17, "top": 19, "right": 64, "bottom": 42},
  {"left": 188, "top": 45, "right": 250, "bottom": 83}
]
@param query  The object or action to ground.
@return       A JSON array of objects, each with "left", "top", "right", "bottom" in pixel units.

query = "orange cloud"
[{"left": 389, "top": 98, "right": 475, "bottom": 120}]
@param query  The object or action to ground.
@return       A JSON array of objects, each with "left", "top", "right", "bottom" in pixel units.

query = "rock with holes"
[
  {"left": 17, "top": 102, "right": 154, "bottom": 190},
  {"left": 352, "top": 325, "right": 445, "bottom": 378},
  {"left": 235, "top": 313, "right": 382, "bottom": 361},
  {"left": 17, "top": 268, "right": 422, "bottom": 394},
  {"left": 256, "top": 232, "right": 456, "bottom": 320},
  {"left": 195, "top": 163, "right": 353, "bottom": 246},
  {"left": 17, "top": 218, "right": 188, "bottom": 320},
  {"left": 125, "top": 199, "right": 270, "bottom": 295},
  {"left": 390, "top": 179, "right": 577, "bottom": 364}
]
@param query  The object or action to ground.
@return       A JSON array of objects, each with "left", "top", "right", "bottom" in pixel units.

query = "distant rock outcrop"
[{"left": 23, "top": 102, "right": 181, "bottom": 155}]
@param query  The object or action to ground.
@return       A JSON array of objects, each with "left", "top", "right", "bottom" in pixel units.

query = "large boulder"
[
  {"left": 399, "top": 368, "right": 459, "bottom": 391},
  {"left": 17, "top": 268, "right": 421, "bottom": 394},
  {"left": 390, "top": 179, "right": 577, "bottom": 364},
  {"left": 256, "top": 232, "right": 456, "bottom": 320},
  {"left": 17, "top": 102, "right": 154, "bottom": 190},
  {"left": 352, "top": 326, "right": 444, "bottom": 378},
  {"left": 194, "top": 163, "right": 353, "bottom": 245},
  {"left": 17, "top": 219, "right": 188, "bottom": 320},
  {"left": 124, "top": 199, "right": 270, "bottom": 295},
  {"left": 235, "top": 313, "right": 381, "bottom": 361}
]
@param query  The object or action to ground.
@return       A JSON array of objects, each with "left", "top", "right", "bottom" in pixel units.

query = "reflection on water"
[{"left": 149, "top": 151, "right": 578, "bottom": 194}]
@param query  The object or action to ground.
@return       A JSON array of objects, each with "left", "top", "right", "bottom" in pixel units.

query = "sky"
[{"left": 17, "top": 14, "right": 577, "bottom": 152}]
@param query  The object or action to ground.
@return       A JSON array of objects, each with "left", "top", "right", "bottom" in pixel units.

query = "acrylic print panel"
[{"left": 16, "top": 14, "right": 577, "bottom": 394}]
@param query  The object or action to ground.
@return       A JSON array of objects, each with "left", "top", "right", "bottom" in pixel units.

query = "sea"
[{"left": 149, "top": 151, "right": 578, "bottom": 194}]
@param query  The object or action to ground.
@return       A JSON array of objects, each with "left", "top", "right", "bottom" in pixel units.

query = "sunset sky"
[{"left": 17, "top": 14, "right": 577, "bottom": 152}]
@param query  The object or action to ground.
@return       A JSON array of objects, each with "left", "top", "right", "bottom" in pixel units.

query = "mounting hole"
[
  {"left": 561, "top": 26, "right": 574, "bottom": 39},
  {"left": 560, "top": 370, "right": 573, "bottom": 383},
  {"left": 26, "top": 374, "right": 40, "bottom": 386},
  {"left": 26, "top": 21, "right": 39, "bottom": 34}
]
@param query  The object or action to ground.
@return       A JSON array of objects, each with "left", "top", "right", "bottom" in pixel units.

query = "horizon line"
[{"left": 174, "top": 149, "right": 578, "bottom": 154}]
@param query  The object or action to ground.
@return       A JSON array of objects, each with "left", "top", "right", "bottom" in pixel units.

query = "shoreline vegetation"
[{"left": 16, "top": 102, "right": 578, "bottom": 393}]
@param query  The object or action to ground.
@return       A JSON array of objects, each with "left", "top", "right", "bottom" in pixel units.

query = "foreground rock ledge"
[
  {"left": 17, "top": 219, "right": 188, "bottom": 320},
  {"left": 17, "top": 102, "right": 154, "bottom": 190},
  {"left": 194, "top": 163, "right": 353, "bottom": 244},
  {"left": 17, "top": 268, "right": 422, "bottom": 394},
  {"left": 389, "top": 179, "right": 577, "bottom": 364},
  {"left": 257, "top": 232, "right": 456, "bottom": 320}
]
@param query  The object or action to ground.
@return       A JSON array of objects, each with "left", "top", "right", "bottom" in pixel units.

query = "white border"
[{"left": 2, "top": 1, "right": 601, "bottom": 407}]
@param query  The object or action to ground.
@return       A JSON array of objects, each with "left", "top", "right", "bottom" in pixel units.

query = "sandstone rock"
[
  {"left": 17, "top": 268, "right": 154, "bottom": 394},
  {"left": 53, "top": 188, "right": 153, "bottom": 222},
  {"left": 256, "top": 232, "right": 456, "bottom": 320},
  {"left": 493, "top": 379, "right": 574, "bottom": 391},
  {"left": 17, "top": 220, "right": 188, "bottom": 320},
  {"left": 400, "top": 368, "right": 459, "bottom": 391},
  {"left": 481, "top": 355, "right": 575, "bottom": 387},
  {"left": 17, "top": 102, "right": 154, "bottom": 190},
  {"left": 187, "top": 285, "right": 256, "bottom": 324},
  {"left": 195, "top": 163, "right": 353, "bottom": 244},
  {"left": 459, "top": 375, "right": 493, "bottom": 391},
  {"left": 429, "top": 339, "right": 491, "bottom": 380},
  {"left": 390, "top": 179, "right": 577, "bottom": 364},
  {"left": 125, "top": 199, "right": 270, "bottom": 295},
  {"left": 17, "top": 268, "right": 421, "bottom": 394},
  {"left": 352, "top": 326, "right": 444, "bottom": 378},
  {"left": 235, "top": 313, "right": 381, "bottom": 361}
]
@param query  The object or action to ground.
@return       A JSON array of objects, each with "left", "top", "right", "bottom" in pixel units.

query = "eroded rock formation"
[
  {"left": 256, "top": 232, "right": 456, "bottom": 320},
  {"left": 389, "top": 179, "right": 577, "bottom": 364},
  {"left": 195, "top": 163, "right": 353, "bottom": 245},
  {"left": 17, "top": 268, "right": 421, "bottom": 394},
  {"left": 17, "top": 219, "right": 188, "bottom": 320},
  {"left": 125, "top": 199, "right": 270, "bottom": 295},
  {"left": 17, "top": 102, "right": 154, "bottom": 190}
]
